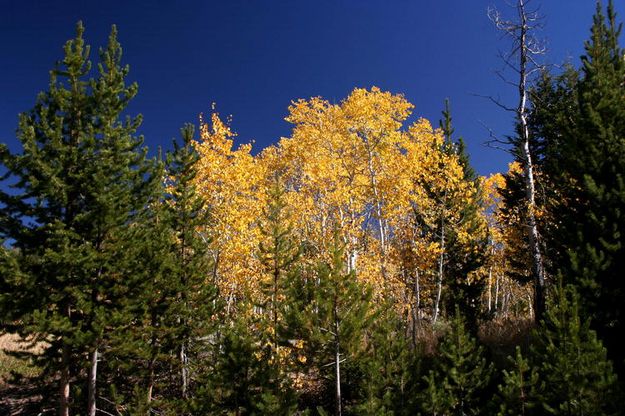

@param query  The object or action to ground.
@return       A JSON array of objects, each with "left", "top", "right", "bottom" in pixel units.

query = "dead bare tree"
[{"left": 487, "top": 0, "right": 547, "bottom": 322}]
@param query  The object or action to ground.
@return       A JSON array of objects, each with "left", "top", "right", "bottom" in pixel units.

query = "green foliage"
[
  {"left": 439, "top": 99, "right": 488, "bottom": 331},
  {"left": 0, "top": 22, "right": 159, "bottom": 412},
  {"left": 191, "top": 318, "right": 296, "bottom": 416},
  {"left": 495, "top": 347, "right": 540, "bottom": 416},
  {"left": 418, "top": 308, "right": 494, "bottom": 416},
  {"left": 528, "top": 0, "right": 625, "bottom": 373},
  {"left": 351, "top": 308, "right": 416, "bottom": 416},
  {"left": 532, "top": 286, "right": 620, "bottom": 415},
  {"left": 495, "top": 285, "right": 620, "bottom": 416},
  {"left": 109, "top": 124, "right": 220, "bottom": 412}
]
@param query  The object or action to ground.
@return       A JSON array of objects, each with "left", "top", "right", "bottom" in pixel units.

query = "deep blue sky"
[{"left": 1, "top": 1, "right": 622, "bottom": 175}]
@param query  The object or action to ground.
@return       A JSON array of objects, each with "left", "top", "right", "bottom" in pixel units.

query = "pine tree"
[
  {"left": 190, "top": 317, "right": 282, "bottom": 415},
  {"left": 0, "top": 23, "right": 159, "bottom": 415},
  {"left": 418, "top": 308, "right": 493, "bottom": 416},
  {"left": 438, "top": 99, "right": 488, "bottom": 332},
  {"left": 353, "top": 307, "right": 415, "bottom": 416},
  {"left": 307, "top": 234, "right": 376, "bottom": 416},
  {"left": 495, "top": 347, "right": 540, "bottom": 416},
  {"left": 530, "top": 285, "right": 620, "bottom": 415},
  {"left": 254, "top": 175, "right": 301, "bottom": 413},
  {"left": 548, "top": 0, "right": 625, "bottom": 373},
  {"left": 113, "top": 125, "right": 219, "bottom": 413},
  {"left": 163, "top": 124, "right": 219, "bottom": 402}
]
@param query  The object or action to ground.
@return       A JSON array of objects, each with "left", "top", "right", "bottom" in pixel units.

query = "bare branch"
[{"left": 471, "top": 92, "right": 517, "bottom": 112}]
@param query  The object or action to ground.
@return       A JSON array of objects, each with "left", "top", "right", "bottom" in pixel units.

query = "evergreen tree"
[
  {"left": 162, "top": 124, "right": 219, "bottom": 402},
  {"left": 254, "top": 175, "right": 301, "bottom": 413},
  {"left": 438, "top": 99, "right": 488, "bottom": 332},
  {"left": 352, "top": 307, "right": 415, "bottom": 416},
  {"left": 418, "top": 308, "right": 493, "bottom": 416},
  {"left": 190, "top": 317, "right": 285, "bottom": 416},
  {"left": 530, "top": 285, "right": 620, "bottom": 415},
  {"left": 306, "top": 234, "right": 376, "bottom": 416},
  {"left": 495, "top": 347, "right": 540, "bottom": 416},
  {"left": 113, "top": 125, "right": 219, "bottom": 413},
  {"left": 548, "top": 0, "right": 625, "bottom": 372},
  {"left": 0, "top": 23, "right": 158, "bottom": 415}
]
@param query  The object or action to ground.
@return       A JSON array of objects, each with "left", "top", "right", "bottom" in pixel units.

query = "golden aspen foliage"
[
  {"left": 193, "top": 88, "right": 490, "bottom": 323},
  {"left": 479, "top": 167, "right": 532, "bottom": 318},
  {"left": 193, "top": 110, "right": 265, "bottom": 309}
]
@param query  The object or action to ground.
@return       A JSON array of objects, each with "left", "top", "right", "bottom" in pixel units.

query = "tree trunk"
[
  {"left": 365, "top": 142, "right": 388, "bottom": 283},
  {"left": 59, "top": 342, "right": 71, "bottom": 416},
  {"left": 495, "top": 273, "right": 500, "bottom": 312},
  {"left": 333, "top": 294, "right": 342, "bottom": 416},
  {"left": 147, "top": 363, "right": 155, "bottom": 404},
  {"left": 412, "top": 268, "right": 421, "bottom": 346},
  {"left": 180, "top": 343, "right": 188, "bottom": 399},
  {"left": 488, "top": 265, "right": 493, "bottom": 313},
  {"left": 517, "top": 0, "right": 546, "bottom": 322},
  {"left": 87, "top": 347, "right": 98, "bottom": 416},
  {"left": 334, "top": 334, "right": 342, "bottom": 416},
  {"left": 433, "top": 214, "right": 445, "bottom": 325}
]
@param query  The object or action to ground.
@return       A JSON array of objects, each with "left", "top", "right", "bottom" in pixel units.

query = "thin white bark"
[
  {"left": 87, "top": 348, "right": 98, "bottom": 416},
  {"left": 335, "top": 340, "right": 342, "bottom": 416},
  {"left": 516, "top": 0, "right": 546, "bottom": 321},
  {"left": 180, "top": 343, "right": 189, "bottom": 399},
  {"left": 433, "top": 213, "right": 446, "bottom": 326},
  {"left": 495, "top": 273, "right": 501, "bottom": 311},
  {"left": 489, "top": 0, "right": 546, "bottom": 322},
  {"left": 488, "top": 265, "right": 493, "bottom": 313},
  {"left": 59, "top": 342, "right": 71, "bottom": 416},
  {"left": 334, "top": 312, "right": 342, "bottom": 416}
]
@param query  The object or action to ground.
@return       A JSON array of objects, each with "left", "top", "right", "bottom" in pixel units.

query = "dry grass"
[
  {"left": 479, "top": 316, "right": 534, "bottom": 367},
  {"left": 0, "top": 333, "right": 44, "bottom": 385},
  {"left": 0, "top": 333, "right": 51, "bottom": 415}
]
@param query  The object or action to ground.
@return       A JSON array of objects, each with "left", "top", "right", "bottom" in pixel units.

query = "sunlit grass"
[{"left": 0, "top": 333, "right": 42, "bottom": 385}]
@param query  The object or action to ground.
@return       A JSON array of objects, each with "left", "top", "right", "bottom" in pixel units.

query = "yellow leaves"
[
  {"left": 193, "top": 88, "right": 493, "bottom": 320},
  {"left": 193, "top": 110, "right": 264, "bottom": 302}
]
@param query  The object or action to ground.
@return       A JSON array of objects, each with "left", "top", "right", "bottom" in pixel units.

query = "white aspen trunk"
[
  {"left": 335, "top": 341, "right": 342, "bottom": 416},
  {"left": 412, "top": 268, "right": 422, "bottom": 346},
  {"left": 487, "top": 236, "right": 495, "bottom": 313},
  {"left": 349, "top": 235, "right": 358, "bottom": 274},
  {"left": 147, "top": 368, "right": 154, "bottom": 404},
  {"left": 180, "top": 343, "right": 189, "bottom": 398},
  {"left": 517, "top": 0, "right": 546, "bottom": 322},
  {"left": 333, "top": 290, "right": 342, "bottom": 416},
  {"left": 495, "top": 273, "right": 501, "bottom": 312},
  {"left": 87, "top": 348, "right": 98, "bottom": 416},
  {"left": 339, "top": 205, "right": 358, "bottom": 274},
  {"left": 433, "top": 215, "right": 445, "bottom": 326},
  {"left": 415, "top": 268, "right": 421, "bottom": 319},
  {"left": 489, "top": 0, "right": 547, "bottom": 323},
  {"left": 334, "top": 323, "right": 342, "bottom": 416},
  {"left": 59, "top": 342, "right": 71, "bottom": 416},
  {"left": 488, "top": 265, "right": 493, "bottom": 313},
  {"left": 365, "top": 142, "right": 388, "bottom": 282}
]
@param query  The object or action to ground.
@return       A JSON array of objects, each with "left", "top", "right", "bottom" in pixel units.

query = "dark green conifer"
[
  {"left": 438, "top": 99, "right": 488, "bottom": 332},
  {"left": 552, "top": 0, "right": 625, "bottom": 372},
  {"left": 353, "top": 307, "right": 415, "bottom": 416},
  {"left": 495, "top": 347, "right": 540, "bottom": 416},
  {"left": 309, "top": 235, "right": 376, "bottom": 416},
  {"left": 0, "top": 23, "right": 159, "bottom": 415},
  {"left": 115, "top": 124, "right": 219, "bottom": 413},
  {"left": 191, "top": 317, "right": 287, "bottom": 415},
  {"left": 418, "top": 308, "right": 493, "bottom": 416},
  {"left": 531, "top": 285, "right": 620, "bottom": 415}
]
